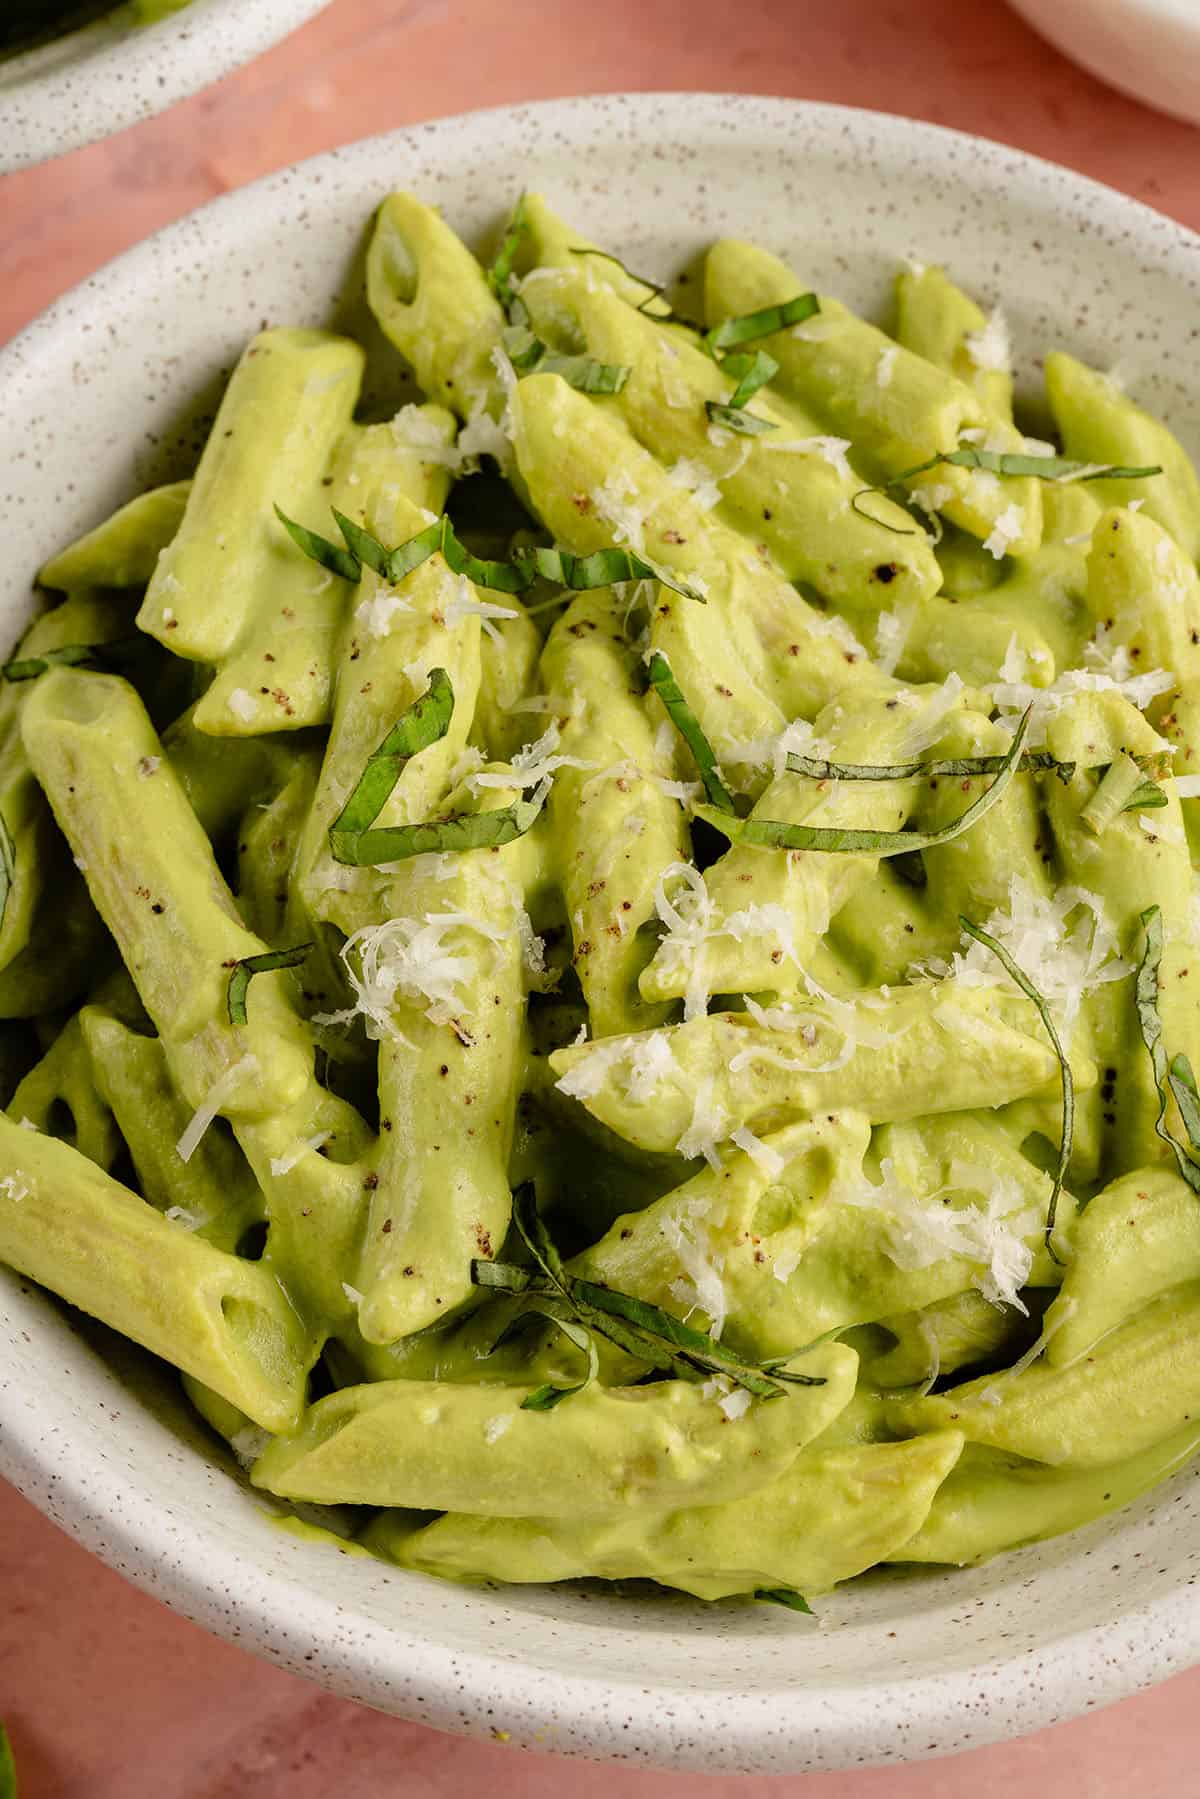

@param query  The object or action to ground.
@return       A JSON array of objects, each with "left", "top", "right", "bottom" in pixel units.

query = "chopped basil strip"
[
  {"left": 704, "top": 293, "right": 819, "bottom": 355},
  {"left": 390, "top": 515, "right": 531, "bottom": 593},
  {"left": 704, "top": 401, "right": 777, "bottom": 436},
  {"left": 897, "top": 448, "right": 1164, "bottom": 484},
  {"left": 721, "top": 348, "right": 779, "bottom": 410},
  {"left": 1123, "top": 778, "right": 1169, "bottom": 814},
  {"left": 331, "top": 508, "right": 392, "bottom": 578},
  {"left": 646, "top": 651, "right": 736, "bottom": 812},
  {"left": 470, "top": 1184, "right": 824, "bottom": 1403},
  {"left": 501, "top": 318, "right": 543, "bottom": 370},
  {"left": 699, "top": 707, "right": 1032, "bottom": 854},
  {"left": 0, "top": 814, "right": 14, "bottom": 939},
  {"left": 513, "top": 544, "right": 706, "bottom": 604},
  {"left": 227, "top": 943, "right": 312, "bottom": 1027},
  {"left": 503, "top": 336, "right": 630, "bottom": 393},
  {"left": 754, "top": 1588, "right": 815, "bottom": 1615},
  {"left": 284, "top": 507, "right": 705, "bottom": 604},
  {"left": 487, "top": 194, "right": 528, "bottom": 310},
  {"left": 330, "top": 784, "right": 549, "bottom": 869},
  {"left": 329, "top": 668, "right": 454, "bottom": 846},
  {"left": 1136, "top": 905, "right": 1200, "bottom": 1195},
  {"left": 959, "top": 915, "right": 1072, "bottom": 1259},
  {"left": 1, "top": 639, "right": 139, "bottom": 682},
  {"left": 1168, "top": 1053, "right": 1200, "bottom": 1154},
  {"left": 850, "top": 449, "right": 1162, "bottom": 540},
  {"left": 849, "top": 488, "right": 922, "bottom": 536},
  {"left": 273, "top": 506, "right": 361, "bottom": 582},
  {"left": 521, "top": 1312, "right": 601, "bottom": 1410},
  {"left": 566, "top": 245, "right": 704, "bottom": 327},
  {"left": 786, "top": 749, "right": 1074, "bottom": 784},
  {"left": 471, "top": 1258, "right": 532, "bottom": 1292}
]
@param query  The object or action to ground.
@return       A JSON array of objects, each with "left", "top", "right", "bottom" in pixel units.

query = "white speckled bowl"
[
  {"left": 1010, "top": 0, "right": 1200, "bottom": 127},
  {"left": 0, "top": 0, "right": 331, "bottom": 173},
  {"left": 3, "top": 95, "right": 1200, "bottom": 1775}
]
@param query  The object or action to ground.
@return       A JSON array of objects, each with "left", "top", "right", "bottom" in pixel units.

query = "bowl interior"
[{"left": 3, "top": 95, "right": 1200, "bottom": 1774}]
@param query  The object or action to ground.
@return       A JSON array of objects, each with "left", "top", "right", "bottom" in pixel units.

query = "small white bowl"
[
  {"left": 0, "top": 0, "right": 331, "bottom": 173},
  {"left": 1010, "top": 0, "right": 1200, "bottom": 127},
  {"left": 3, "top": 95, "right": 1200, "bottom": 1774}
]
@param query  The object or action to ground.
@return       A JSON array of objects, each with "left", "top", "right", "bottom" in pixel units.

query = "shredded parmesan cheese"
[
  {"left": 982, "top": 504, "right": 1025, "bottom": 560},
  {"left": 964, "top": 309, "right": 1012, "bottom": 373},
  {"left": 269, "top": 1134, "right": 330, "bottom": 1177},
  {"left": 227, "top": 688, "right": 257, "bottom": 723},
  {"left": 729, "top": 1125, "right": 786, "bottom": 1179},
  {"left": 176, "top": 1055, "right": 258, "bottom": 1165}
]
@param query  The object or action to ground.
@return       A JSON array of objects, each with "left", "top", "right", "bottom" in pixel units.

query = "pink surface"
[{"left": 4, "top": 0, "right": 1200, "bottom": 1791}]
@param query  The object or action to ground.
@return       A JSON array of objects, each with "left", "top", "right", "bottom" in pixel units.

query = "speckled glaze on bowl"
[
  {"left": 2, "top": 95, "right": 1200, "bottom": 1775},
  {"left": 0, "top": 0, "right": 331, "bottom": 173}
]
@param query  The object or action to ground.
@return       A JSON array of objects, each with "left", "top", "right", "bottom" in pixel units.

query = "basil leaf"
[
  {"left": 754, "top": 1587, "right": 815, "bottom": 1614},
  {"left": 1136, "top": 905, "right": 1200, "bottom": 1194},
  {"left": 700, "top": 707, "right": 1032, "bottom": 854},
  {"left": 227, "top": 943, "right": 312, "bottom": 1027},
  {"left": 704, "top": 294, "right": 819, "bottom": 355},
  {"left": 938, "top": 448, "right": 1162, "bottom": 483},
  {"left": 274, "top": 505, "right": 361, "bottom": 581},
  {"left": 571, "top": 1279, "right": 813, "bottom": 1399},
  {"left": 959, "top": 915, "right": 1072, "bottom": 1260},
  {"left": 519, "top": 1313, "right": 600, "bottom": 1410},
  {"left": 786, "top": 750, "right": 1074, "bottom": 785},
  {"left": 646, "top": 651, "right": 736, "bottom": 812},
  {"left": 470, "top": 1259, "right": 533, "bottom": 1293},
  {"left": 330, "top": 783, "right": 549, "bottom": 868},
  {"left": 329, "top": 668, "right": 454, "bottom": 843},
  {"left": 468, "top": 1190, "right": 823, "bottom": 1401},
  {"left": 487, "top": 193, "right": 528, "bottom": 310},
  {"left": 542, "top": 351, "right": 630, "bottom": 394},
  {"left": 514, "top": 544, "right": 706, "bottom": 605},
  {"left": 1169, "top": 1053, "right": 1200, "bottom": 1154},
  {"left": 704, "top": 402, "right": 777, "bottom": 436},
  {"left": 721, "top": 348, "right": 779, "bottom": 410},
  {"left": 501, "top": 320, "right": 545, "bottom": 371},
  {"left": 332, "top": 509, "right": 392, "bottom": 578},
  {"left": 0, "top": 814, "right": 15, "bottom": 939},
  {"left": 384, "top": 518, "right": 444, "bottom": 584},
  {"left": 510, "top": 1180, "right": 568, "bottom": 1289}
]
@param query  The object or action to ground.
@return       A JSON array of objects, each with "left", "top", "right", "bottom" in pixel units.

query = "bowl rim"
[
  {"left": 3, "top": 90, "right": 1200, "bottom": 1772},
  {"left": 0, "top": 0, "right": 332, "bottom": 174}
]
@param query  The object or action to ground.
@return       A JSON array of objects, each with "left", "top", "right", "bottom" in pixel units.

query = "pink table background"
[{"left": 4, "top": 0, "right": 1200, "bottom": 1791}]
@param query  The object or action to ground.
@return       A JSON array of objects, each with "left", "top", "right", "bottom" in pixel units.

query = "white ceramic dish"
[
  {"left": 1010, "top": 0, "right": 1200, "bottom": 127},
  {"left": 3, "top": 94, "right": 1200, "bottom": 1775},
  {"left": 0, "top": 0, "right": 331, "bottom": 173}
]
